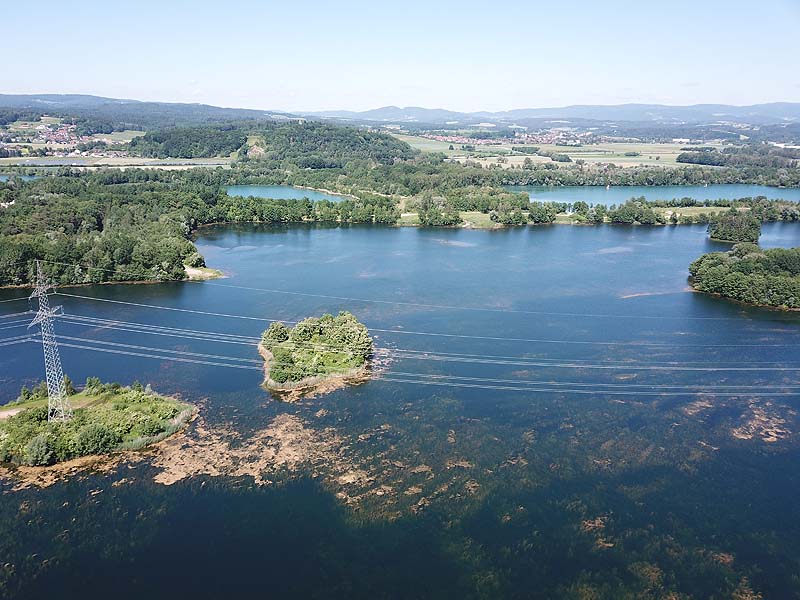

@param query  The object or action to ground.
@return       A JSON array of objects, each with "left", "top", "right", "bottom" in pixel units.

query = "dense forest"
[
  {"left": 707, "top": 210, "right": 762, "bottom": 242},
  {"left": 1, "top": 120, "right": 799, "bottom": 287},
  {"left": 128, "top": 125, "right": 248, "bottom": 158},
  {"left": 690, "top": 244, "right": 800, "bottom": 309}
]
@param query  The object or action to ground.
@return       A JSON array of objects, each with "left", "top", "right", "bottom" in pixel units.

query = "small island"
[
  {"left": 689, "top": 243, "right": 800, "bottom": 309},
  {"left": 707, "top": 210, "right": 762, "bottom": 243},
  {"left": 0, "top": 378, "right": 195, "bottom": 467},
  {"left": 259, "top": 311, "right": 373, "bottom": 399}
]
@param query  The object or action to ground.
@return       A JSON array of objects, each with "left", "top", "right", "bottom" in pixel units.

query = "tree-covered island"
[
  {"left": 0, "top": 379, "right": 195, "bottom": 467},
  {"left": 259, "top": 312, "right": 373, "bottom": 398},
  {"left": 689, "top": 244, "right": 800, "bottom": 309}
]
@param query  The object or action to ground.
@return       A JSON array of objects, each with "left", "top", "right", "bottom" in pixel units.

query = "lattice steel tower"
[{"left": 28, "top": 260, "right": 72, "bottom": 422}]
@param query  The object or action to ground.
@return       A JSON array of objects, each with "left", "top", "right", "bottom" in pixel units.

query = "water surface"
[
  {"left": 226, "top": 184, "right": 347, "bottom": 202},
  {"left": 505, "top": 184, "right": 800, "bottom": 204},
  {"left": 2, "top": 221, "right": 800, "bottom": 598}
]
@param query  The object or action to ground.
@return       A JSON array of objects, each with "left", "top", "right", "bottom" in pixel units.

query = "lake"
[
  {"left": 226, "top": 184, "right": 348, "bottom": 202},
  {"left": 0, "top": 175, "right": 38, "bottom": 182},
  {"left": 2, "top": 221, "right": 800, "bottom": 598},
  {"left": 505, "top": 183, "right": 800, "bottom": 204}
]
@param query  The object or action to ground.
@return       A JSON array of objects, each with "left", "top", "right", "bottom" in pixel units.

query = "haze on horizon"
[{"left": 6, "top": 0, "right": 800, "bottom": 113}]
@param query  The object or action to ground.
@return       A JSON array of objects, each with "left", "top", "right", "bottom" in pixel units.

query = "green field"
[
  {"left": 91, "top": 130, "right": 146, "bottom": 143},
  {"left": 393, "top": 133, "right": 721, "bottom": 168}
]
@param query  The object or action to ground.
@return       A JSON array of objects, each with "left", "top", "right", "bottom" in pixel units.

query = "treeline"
[
  {"left": 677, "top": 145, "right": 800, "bottom": 169},
  {"left": 0, "top": 176, "right": 204, "bottom": 286},
  {"left": 707, "top": 211, "right": 762, "bottom": 243},
  {"left": 215, "top": 194, "right": 400, "bottom": 224},
  {"left": 690, "top": 244, "right": 800, "bottom": 309}
]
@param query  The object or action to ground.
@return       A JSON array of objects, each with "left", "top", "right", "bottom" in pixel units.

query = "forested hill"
[
  {"left": 127, "top": 121, "right": 417, "bottom": 163},
  {"left": 0, "top": 94, "right": 293, "bottom": 133}
]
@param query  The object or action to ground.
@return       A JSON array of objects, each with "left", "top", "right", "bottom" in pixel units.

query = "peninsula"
[
  {"left": 689, "top": 244, "right": 800, "bottom": 309},
  {"left": 0, "top": 378, "right": 195, "bottom": 467}
]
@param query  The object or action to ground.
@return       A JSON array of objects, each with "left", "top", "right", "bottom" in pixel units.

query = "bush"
[
  {"left": 24, "top": 433, "right": 53, "bottom": 466},
  {"left": 75, "top": 423, "right": 122, "bottom": 455}
]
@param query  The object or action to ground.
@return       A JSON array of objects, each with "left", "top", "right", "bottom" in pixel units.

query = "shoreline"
[
  {"left": 688, "top": 284, "right": 800, "bottom": 312},
  {"left": 258, "top": 343, "right": 370, "bottom": 402},
  {"left": 0, "top": 264, "right": 224, "bottom": 290}
]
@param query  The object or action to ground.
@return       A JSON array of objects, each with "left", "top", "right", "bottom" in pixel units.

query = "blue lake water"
[
  {"left": 505, "top": 184, "right": 800, "bottom": 204},
  {"left": 2, "top": 221, "right": 800, "bottom": 598},
  {"left": 226, "top": 184, "right": 347, "bottom": 202},
  {"left": 0, "top": 175, "right": 38, "bottom": 182}
]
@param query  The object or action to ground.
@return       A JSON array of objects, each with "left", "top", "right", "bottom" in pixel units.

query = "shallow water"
[
  {"left": 504, "top": 183, "right": 800, "bottom": 204},
  {"left": 1, "top": 222, "right": 800, "bottom": 598},
  {"left": 225, "top": 184, "right": 347, "bottom": 202}
]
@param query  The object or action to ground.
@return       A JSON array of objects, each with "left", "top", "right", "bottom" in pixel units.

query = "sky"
[{"left": 5, "top": 0, "right": 800, "bottom": 112}]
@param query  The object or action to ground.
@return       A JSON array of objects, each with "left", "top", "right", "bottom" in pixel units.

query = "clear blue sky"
[{"left": 6, "top": 0, "right": 799, "bottom": 112}]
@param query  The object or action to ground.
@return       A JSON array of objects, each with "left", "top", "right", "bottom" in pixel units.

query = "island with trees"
[
  {"left": 259, "top": 312, "right": 373, "bottom": 399},
  {"left": 707, "top": 210, "right": 762, "bottom": 242},
  {"left": 0, "top": 378, "right": 195, "bottom": 467},
  {"left": 689, "top": 244, "right": 800, "bottom": 309}
]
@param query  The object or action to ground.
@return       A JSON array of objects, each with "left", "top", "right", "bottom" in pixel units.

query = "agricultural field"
[
  {"left": 91, "top": 130, "right": 146, "bottom": 143},
  {"left": 393, "top": 132, "right": 723, "bottom": 168}
]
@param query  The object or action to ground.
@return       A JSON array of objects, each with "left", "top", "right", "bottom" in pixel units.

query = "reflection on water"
[{"left": 1, "top": 222, "right": 800, "bottom": 598}]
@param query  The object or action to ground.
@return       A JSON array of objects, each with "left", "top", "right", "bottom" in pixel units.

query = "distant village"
[{"left": 0, "top": 119, "right": 130, "bottom": 159}]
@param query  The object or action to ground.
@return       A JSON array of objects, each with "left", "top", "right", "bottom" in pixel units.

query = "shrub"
[
  {"left": 75, "top": 424, "right": 121, "bottom": 455},
  {"left": 24, "top": 433, "right": 53, "bottom": 466}
]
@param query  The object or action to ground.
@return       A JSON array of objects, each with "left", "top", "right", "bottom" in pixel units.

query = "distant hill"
[
  {"left": 2, "top": 94, "right": 799, "bottom": 133},
  {"left": 0, "top": 94, "right": 295, "bottom": 130},
  {"left": 308, "top": 103, "right": 800, "bottom": 126}
]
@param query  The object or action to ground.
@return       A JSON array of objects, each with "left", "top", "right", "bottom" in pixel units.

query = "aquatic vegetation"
[{"left": 0, "top": 380, "right": 194, "bottom": 466}]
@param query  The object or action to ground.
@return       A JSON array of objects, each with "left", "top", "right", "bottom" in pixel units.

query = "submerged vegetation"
[
  {"left": 690, "top": 244, "right": 800, "bottom": 308},
  {"left": 260, "top": 312, "right": 372, "bottom": 389},
  {"left": 0, "top": 379, "right": 194, "bottom": 466}
]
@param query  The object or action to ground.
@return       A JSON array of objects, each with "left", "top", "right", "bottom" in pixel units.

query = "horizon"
[
  {"left": 5, "top": 0, "right": 799, "bottom": 112},
  {"left": 3, "top": 92, "right": 800, "bottom": 115}
]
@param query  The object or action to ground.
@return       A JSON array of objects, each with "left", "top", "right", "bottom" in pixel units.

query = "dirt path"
[{"left": 0, "top": 407, "right": 23, "bottom": 420}]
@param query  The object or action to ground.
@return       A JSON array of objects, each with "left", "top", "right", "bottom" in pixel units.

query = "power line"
[
  {"left": 52, "top": 292, "right": 800, "bottom": 349},
  {"left": 47, "top": 332, "right": 800, "bottom": 393},
  {"left": 55, "top": 292, "right": 294, "bottom": 324},
  {"left": 55, "top": 312, "right": 799, "bottom": 368},
  {"left": 375, "top": 376, "right": 800, "bottom": 397},
  {"left": 32, "top": 258, "right": 788, "bottom": 322},
  {"left": 41, "top": 338, "right": 800, "bottom": 398}
]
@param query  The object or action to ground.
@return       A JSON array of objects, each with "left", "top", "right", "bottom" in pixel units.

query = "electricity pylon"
[{"left": 28, "top": 260, "right": 72, "bottom": 422}]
